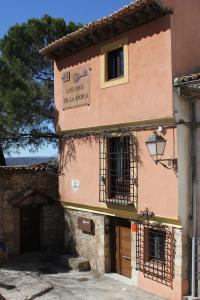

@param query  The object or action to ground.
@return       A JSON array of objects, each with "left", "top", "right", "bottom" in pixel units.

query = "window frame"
[
  {"left": 144, "top": 228, "right": 166, "bottom": 263},
  {"left": 100, "top": 38, "right": 129, "bottom": 89}
]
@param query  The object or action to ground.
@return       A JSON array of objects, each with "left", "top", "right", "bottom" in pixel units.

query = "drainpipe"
[
  {"left": 191, "top": 99, "right": 197, "bottom": 299},
  {"left": 174, "top": 81, "right": 199, "bottom": 299}
]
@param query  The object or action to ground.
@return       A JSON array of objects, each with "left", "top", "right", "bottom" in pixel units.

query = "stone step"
[
  {"left": 60, "top": 255, "right": 90, "bottom": 271},
  {"left": 0, "top": 272, "right": 53, "bottom": 300}
]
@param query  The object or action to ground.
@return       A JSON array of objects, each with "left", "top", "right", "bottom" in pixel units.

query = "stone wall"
[
  {"left": 174, "top": 229, "right": 190, "bottom": 281},
  {"left": 0, "top": 163, "right": 64, "bottom": 257},
  {"left": 42, "top": 204, "right": 64, "bottom": 250},
  {"left": 0, "top": 202, "right": 4, "bottom": 242},
  {"left": 64, "top": 208, "right": 111, "bottom": 273}
]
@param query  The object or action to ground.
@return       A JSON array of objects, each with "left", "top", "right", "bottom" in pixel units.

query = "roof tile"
[{"left": 40, "top": 0, "right": 171, "bottom": 59}]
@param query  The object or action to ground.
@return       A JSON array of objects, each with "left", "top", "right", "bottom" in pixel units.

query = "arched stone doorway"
[{"left": 8, "top": 188, "right": 60, "bottom": 254}]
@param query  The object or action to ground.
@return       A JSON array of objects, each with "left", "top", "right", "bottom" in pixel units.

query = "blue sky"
[
  {"left": 1, "top": 0, "right": 131, "bottom": 157},
  {"left": 0, "top": 0, "right": 131, "bottom": 38}
]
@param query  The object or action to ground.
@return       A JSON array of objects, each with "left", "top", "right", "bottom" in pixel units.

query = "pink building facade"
[{"left": 41, "top": 1, "right": 200, "bottom": 299}]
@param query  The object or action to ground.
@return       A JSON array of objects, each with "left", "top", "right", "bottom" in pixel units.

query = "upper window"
[
  {"left": 107, "top": 47, "right": 124, "bottom": 80},
  {"left": 100, "top": 38, "right": 128, "bottom": 88}
]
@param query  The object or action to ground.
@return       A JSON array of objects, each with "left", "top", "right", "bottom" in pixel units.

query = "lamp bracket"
[{"left": 155, "top": 158, "right": 178, "bottom": 173}]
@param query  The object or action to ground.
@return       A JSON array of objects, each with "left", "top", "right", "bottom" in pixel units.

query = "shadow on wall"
[
  {"left": 64, "top": 208, "right": 77, "bottom": 256},
  {"left": 56, "top": 15, "right": 171, "bottom": 72}
]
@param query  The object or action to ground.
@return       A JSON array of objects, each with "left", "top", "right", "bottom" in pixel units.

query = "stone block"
[
  {"left": 60, "top": 255, "right": 90, "bottom": 271},
  {"left": 0, "top": 272, "right": 53, "bottom": 300},
  {"left": 64, "top": 209, "right": 107, "bottom": 273}
]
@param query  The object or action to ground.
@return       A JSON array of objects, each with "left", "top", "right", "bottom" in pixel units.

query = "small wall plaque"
[
  {"left": 78, "top": 217, "right": 94, "bottom": 234},
  {"left": 62, "top": 72, "right": 70, "bottom": 82},
  {"left": 72, "top": 179, "right": 80, "bottom": 191}
]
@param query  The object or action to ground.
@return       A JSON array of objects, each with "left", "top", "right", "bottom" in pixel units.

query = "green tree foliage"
[{"left": 0, "top": 15, "right": 82, "bottom": 164}]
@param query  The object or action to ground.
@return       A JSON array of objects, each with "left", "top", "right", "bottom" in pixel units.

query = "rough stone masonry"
[{"left": 0, "top": 161, "right": 64, "bottom": 258}]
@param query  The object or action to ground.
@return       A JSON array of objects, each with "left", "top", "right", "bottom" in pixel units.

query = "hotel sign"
[{"left": 62, "top": 66, "right": 90, "bottom": 109}]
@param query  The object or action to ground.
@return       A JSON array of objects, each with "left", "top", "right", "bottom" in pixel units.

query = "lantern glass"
[
  {"left": 146, "top": 142, "right": 157, "bottom": 156},
  {"left": 156, "top": 140, "right": 166, "bottom": 156},
  {"left": 146, "top": 132, "right": 166, "bottom": 158}
]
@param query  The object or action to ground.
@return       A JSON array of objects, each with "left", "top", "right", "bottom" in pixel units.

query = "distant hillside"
[{"left": 5, "top": 156, "right": 57, "bottom": 166}]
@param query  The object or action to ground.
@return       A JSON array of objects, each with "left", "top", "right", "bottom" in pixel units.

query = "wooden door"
[
  {"left": 111, "top": 218, "right": 132, "bottom": 278},
  {"left": 117, "top": 224, "right": 132, "bottom": 278},
  {"left": 20, "top": 206, "right": 41, "bottom": 253}
]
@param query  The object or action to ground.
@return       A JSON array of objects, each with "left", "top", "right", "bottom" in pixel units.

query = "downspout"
[
  {"left": 174, "top": 80, "right": 199, "bottom": 299},
  {"left": 191, "top": 99, "right": 197, "bottom": 298}
]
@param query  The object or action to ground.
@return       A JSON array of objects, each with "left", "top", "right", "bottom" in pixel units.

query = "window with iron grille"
[
  {"left": 99, "top": 135, "right": 137, "bottom": 206},
  {"left": 136, "top": 221, "right": 174, "bottom": 287}
]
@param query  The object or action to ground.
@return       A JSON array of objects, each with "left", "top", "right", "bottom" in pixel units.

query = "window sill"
[
  {"left": 145, "top": 259, "right": 165, "bottom": 266},
  {"left": 99, "top": 197, "right": 133, "bottom": 206},
  {"left": 101, "top": 75, "right": 128, "bottom": 89}
]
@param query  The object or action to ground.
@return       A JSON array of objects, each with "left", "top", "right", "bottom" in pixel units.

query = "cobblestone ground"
[
  {"left": 0, "top": 253, "right": 168, "bottom": 300},
  {"left": 38, "top": 270, "right": 168, "bottom": 300}
]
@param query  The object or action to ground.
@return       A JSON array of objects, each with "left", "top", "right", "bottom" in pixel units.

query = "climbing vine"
[{"left": 58, "top": 126, "right": 140, "bottom": 174}]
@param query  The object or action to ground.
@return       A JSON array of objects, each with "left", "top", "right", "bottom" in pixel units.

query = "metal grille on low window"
[
  {"left": 136, "top": 209, "right": 174, "bottom": 287},
  {"left": 99, "top": 134, "right": 137, "bottom": 206}
]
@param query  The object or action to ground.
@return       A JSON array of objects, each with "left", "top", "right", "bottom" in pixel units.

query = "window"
[
  {"left": 99, "top": 134, "right": 137, "bottom": 206},
  {"left": 136, "top": 223, "right": 173, "bottom": 286},
  {"left": 107, "top": 47, "right": 124, "bottom": 80},
  {"left": 107, "top": 136, "right": 130, "bottom": 199},
  {"left": 100, "top": 38, "right": 128, "bottom": 88},
  {"left": 145, "top": 229, "right": 166, "bottom": 262}
]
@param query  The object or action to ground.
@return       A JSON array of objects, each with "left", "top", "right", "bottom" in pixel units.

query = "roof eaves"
[
  {"left": 174, "top": 73, "right": 200, "bottom": 86},
  {"left": 40, "top": 0, "right": 171, "bottom": 59},
  {"left": 0, "top": 161, "right": 58, "bottom": 173}
]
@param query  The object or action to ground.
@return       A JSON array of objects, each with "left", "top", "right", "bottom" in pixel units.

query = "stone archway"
[{"left": 8, "top": 188, "right": 55, "bottom": 254}]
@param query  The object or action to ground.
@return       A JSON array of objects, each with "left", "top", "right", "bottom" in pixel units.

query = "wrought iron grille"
[
  {"left": 136, "top": 209, "right": 174, "bottom": 287},
  {"left": 99, "top": 134, "right": 137, "bottom": 206}
]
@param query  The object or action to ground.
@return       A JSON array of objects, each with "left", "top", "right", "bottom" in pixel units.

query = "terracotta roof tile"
[
  {"left": 0, "top": 161, "right": 58, "bottom": 173},
  {"left": 40, "top": 0, "right": 171, "bottom": 59},
  {"left": 175, "top": 73, "right": 200, "bottom": 85}
]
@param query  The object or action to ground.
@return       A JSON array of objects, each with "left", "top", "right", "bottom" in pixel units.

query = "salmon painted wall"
[
  {"left": 137, "top": 129, "right": 178, "bottom": 219},
  {"left": 165, "top": 0, "right": 200, "bottom": 77},
  {"left": 60, "top": 128, "right": 178, "bottom": 219},
  {"left": 137, "top": 275, "right": 186, "bottom": 300},
  {"left": 54, "top": 15, "right": 173, "bottom": 132}
]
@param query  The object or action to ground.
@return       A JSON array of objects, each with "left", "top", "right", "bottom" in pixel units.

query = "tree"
[{"left": 0, "top": 15, "right": 82, "bottom": 165}]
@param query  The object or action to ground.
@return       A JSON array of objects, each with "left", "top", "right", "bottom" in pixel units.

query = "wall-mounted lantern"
[{"left": 145, "top": 132, "right": 177, "bottom": 172}]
